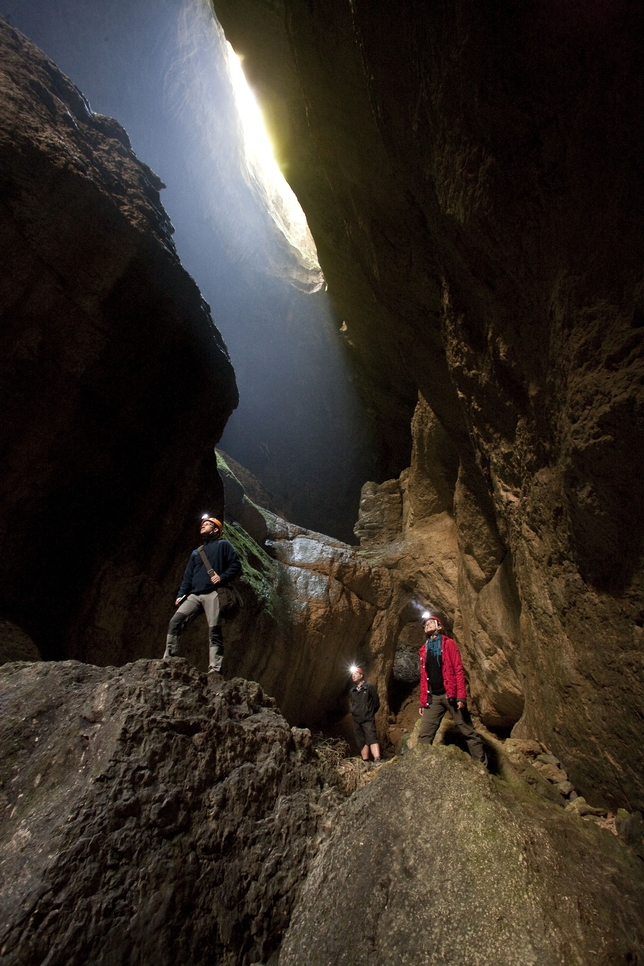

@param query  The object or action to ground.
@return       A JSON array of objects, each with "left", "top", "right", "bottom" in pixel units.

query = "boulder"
[
  {"left": 280, "top": 745, "right": 644, "bottom": 966},
  {"left": 0, "top": 659, "right": 340, "bottom": 966}
]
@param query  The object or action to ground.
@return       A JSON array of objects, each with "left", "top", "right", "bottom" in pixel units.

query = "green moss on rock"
[{"left": 221, "top": 521, "right": 278, "bottom": 617}]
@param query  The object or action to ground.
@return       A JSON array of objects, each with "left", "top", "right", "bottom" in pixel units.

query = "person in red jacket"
[{"left": 418, "top": 613, "right": 487, "bottom": 765}]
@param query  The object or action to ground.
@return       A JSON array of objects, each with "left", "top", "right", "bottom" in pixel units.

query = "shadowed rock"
[
  {"left": 0, "top": 17, "right": 237, "bottom": 665},
  {"left": 0, "top": 659, "right": 340, "bottom": 966}
]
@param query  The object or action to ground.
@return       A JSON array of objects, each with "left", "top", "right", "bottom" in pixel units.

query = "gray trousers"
[
  {"left": 164, "top": 591, "right": 224, "bottom": 671},
  {"left": 418, "top": 694, "right": 486, "bottom": 762}
]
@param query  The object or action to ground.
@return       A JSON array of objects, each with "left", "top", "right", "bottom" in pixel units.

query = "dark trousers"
[{"left": 418, "top": 694, "right": 486, "bottom": 762}]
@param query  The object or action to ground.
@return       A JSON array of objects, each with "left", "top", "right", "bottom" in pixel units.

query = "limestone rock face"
[
  {"left": 0, "top": 18, "right": 237, "bottom": 666},
  {"left": 0, "top": 659, "right": 338, "bottom": 966},
  {"left": 212, "top": 0, "right": 644, "bottom": 812},
  {"left": 280, "top": 746, "right": 644, "bottom": 966}
]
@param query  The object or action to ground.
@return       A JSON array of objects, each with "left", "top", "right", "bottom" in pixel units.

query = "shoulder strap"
[{"left": 197, "top": 544, "right": 215, "bottom": 576}]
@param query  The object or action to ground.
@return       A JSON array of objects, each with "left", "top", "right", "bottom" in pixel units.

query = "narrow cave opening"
[{"left": 0, "top": 0, "right": 384, "bottom": 542}]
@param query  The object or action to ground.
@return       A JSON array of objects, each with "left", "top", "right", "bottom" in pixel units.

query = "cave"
[{"left": 1, "top": 1, "right": 643, "bottom": 963}]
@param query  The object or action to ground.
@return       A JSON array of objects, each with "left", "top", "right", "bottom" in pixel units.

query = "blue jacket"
[{"left": 178, "top": 537, "right": 241, "bottom": 597}]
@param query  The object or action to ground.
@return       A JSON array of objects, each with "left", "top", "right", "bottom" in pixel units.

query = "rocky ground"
[
  {"left": 280, "top": 744, "right": 644, "bottom": 966},
  {"left": 2, "top": 658, "right": 643, "bottom": 966}
]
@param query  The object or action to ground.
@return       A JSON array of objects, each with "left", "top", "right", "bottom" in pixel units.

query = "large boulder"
[
  {"left": 280, "top": 745, "right": 644, "bottom": 966},
  {"left": 0, "top": 659, "right": 339, "bottom": 966}
]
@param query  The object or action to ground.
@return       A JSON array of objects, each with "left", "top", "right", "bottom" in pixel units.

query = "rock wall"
[
  {"left": 211, "top": 0, "right": 644, "bottom": 811},
  {"left": 0, "top": 18, "right": 237, "bottom": 663}
]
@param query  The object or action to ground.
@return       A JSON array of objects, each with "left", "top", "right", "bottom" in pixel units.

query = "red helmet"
[{"left": 422, "top": 612, "right": 443, "bottom": 629}]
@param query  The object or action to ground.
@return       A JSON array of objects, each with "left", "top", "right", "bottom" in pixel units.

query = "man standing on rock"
[
  {"left": 164, "top": 516, "right": 241, "bottom": 675},
  {"left": 349, "top": 666, "right": 382, "bottom": 765},
  {"left": 418, "top": 614, "right": 487, "bottom": 765}
]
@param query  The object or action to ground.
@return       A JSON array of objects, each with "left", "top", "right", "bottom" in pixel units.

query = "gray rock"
[
  {"left": 280, "top": 745, "right": 644, "bottom": 966},
  {"left": 0, "top": 659, "right": 341, "bottom": 966},
  {"left": 532, "top": 760, "right": 569, "bottom": 783},
  {"left": 536, "top": 752, "right": 562, "bottom": 767},
  {"left": 564, "top": 796, "right": 608, "bottom": 818}
]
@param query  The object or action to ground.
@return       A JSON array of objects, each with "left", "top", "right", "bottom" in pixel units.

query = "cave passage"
[{"left": 0, "top": 0, "right": 382, "bottom": 541}]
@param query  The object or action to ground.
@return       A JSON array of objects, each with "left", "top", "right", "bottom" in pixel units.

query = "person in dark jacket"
[
  {"left": 418, "top": 613, "right": 487, "bottom": 765},
  {"left": 163, "top": 516, "right": 241, "bottom": 673},
  {"left": 349, "top": 666, "right": 381, "bottom": 765}
]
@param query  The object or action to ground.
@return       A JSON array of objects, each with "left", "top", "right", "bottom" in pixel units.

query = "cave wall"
[
  {"left": 212, "top": 0, "right": 644, "bottom": 810},
  {"left": 0, "top": 18, "right": 238, "bottom": 662}
]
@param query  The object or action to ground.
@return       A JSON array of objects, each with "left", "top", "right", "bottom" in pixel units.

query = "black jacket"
[
  {"left": 178, "top": 536, "right": 241, "bottom": 597},
  {"left": 350, "top": 682, "right": 380, "bottom": 723}
]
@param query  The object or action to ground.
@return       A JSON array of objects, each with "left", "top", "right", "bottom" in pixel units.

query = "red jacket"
[{"left": 419, "top": 635, "right": 467, "bottom": 707}]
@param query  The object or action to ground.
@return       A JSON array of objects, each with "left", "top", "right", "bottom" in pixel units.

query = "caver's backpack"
[{"left": 216, "top": 583, "right": 244, "bottom": 620}]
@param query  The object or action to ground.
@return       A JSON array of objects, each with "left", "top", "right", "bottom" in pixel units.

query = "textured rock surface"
[
  {"left": 0, "top": 659, "right": 339, "bottom": 966},
  {"left": 213, "top": 0, "right": 644, "bottom": 812},
  {"left": 280, "top": 745, "right": 644, "bottom": 966},
  {"left": 0, "top": 18, "right": 237, "bottom": 664}
]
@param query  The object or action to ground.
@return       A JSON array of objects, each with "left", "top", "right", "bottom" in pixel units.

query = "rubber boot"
[{"left": 163, "top": 635, "right": 180, "bottom": 660}]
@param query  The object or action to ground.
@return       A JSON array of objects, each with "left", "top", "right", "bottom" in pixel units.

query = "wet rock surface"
[
  {"left": 0, "top": 659, "right": 339, "bottom": 966},
  {"left": 0, "top": 17, "right": 237, "bottom": 666},
  {"left": 280, "top": 746, "right": 644, "bottom": 966}
]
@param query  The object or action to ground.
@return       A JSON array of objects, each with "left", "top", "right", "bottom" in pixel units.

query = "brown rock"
[
  {"left": 354, "top": 479, "right": 402, "bottom": 547},
  {"left": 212, "top": 0, "right": 644, "bottom": 812}
]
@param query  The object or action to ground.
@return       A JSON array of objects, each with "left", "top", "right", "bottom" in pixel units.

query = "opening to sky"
[{"left": 225, "top": 46, "right": 322, "bottom": 286}]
